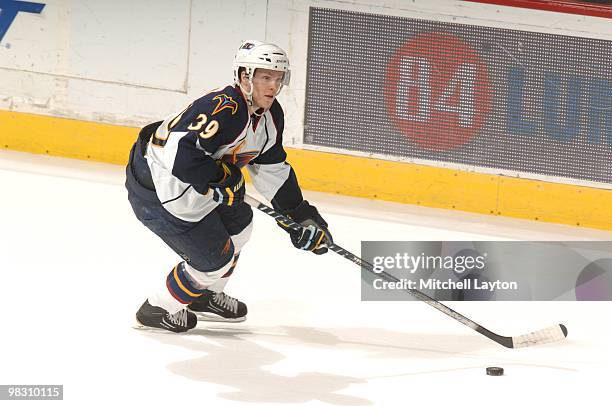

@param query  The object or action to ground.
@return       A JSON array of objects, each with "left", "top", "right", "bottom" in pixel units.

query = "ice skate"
[
  {"left": 188, "top": 290, "right": 247, "bottom": 322},
  {"left": 135, "top": 300, "right": 197, "bottom": 333}
]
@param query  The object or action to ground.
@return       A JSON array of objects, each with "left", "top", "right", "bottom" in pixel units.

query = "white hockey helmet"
[{"left": 233, "top": 40, "right": 291, "bottom": 103}]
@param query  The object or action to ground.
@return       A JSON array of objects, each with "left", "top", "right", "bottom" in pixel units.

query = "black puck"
[{"left": 486, "top": 367, "right": 504, "bottom": 376}]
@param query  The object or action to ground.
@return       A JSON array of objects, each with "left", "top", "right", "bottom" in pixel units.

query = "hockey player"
[{"left": 125, "top": 40, "right": 332, "bottom": 332}]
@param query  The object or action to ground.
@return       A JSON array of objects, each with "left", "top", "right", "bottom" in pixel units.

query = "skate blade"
[
  {"left": 132, "top": 317, "right": 195, "bottom": 333},
  {"left": 195, "top": 314, "right": 247, "bottom": 323}
]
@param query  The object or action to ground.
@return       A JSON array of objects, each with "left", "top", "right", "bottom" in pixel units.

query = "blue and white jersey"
[{"left": 145, "top": 84, "right": 302, "bottom": 222}]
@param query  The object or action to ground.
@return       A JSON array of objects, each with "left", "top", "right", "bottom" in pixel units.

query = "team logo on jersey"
[
  {"left": 212, "top": 94, "right": 238, "bottom": 116},
  {"left": 221, "top": 140, "right": 258, "bottom": 168},
  {"left": 233, "top": 151, "right": 259, "bottom": 168}
]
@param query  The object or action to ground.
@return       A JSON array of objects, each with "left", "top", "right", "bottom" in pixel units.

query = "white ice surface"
[{"left": 0, "top": 149, "right": 610, "bottom": 405}]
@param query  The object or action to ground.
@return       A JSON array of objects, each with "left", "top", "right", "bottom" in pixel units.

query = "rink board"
[
  {"left": 1, "top": 109, "right": 612, "bottom": 231},
  {"left": 305, "top": 7, "right": 612, "bottom": 185}
]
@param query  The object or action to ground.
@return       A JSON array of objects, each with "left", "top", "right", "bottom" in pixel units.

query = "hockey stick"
[{"left": 245, "top": 194, "right": 568, "bottom": 349}]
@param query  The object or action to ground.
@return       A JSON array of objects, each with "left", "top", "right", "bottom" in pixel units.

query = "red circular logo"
[{"left": 384, "top": 33, "right": 491, "bottom": 151}]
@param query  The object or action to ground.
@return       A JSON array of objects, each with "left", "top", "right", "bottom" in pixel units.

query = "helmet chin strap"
[
  {"left": 239, "top": 78, "right": 254, "bottom": 107},
  {"left": 239, "top": 72, "right": 284, "bottom": 117},
  {"left": 239, "top": 77, "right": 263, "bottom": 116}
]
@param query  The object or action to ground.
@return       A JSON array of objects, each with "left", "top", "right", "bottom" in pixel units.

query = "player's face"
[{"left": 250, "top": 69, "right": 285, "bottom": 110}]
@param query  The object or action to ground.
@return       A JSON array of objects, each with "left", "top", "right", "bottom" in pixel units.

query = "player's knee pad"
[
  {"left": 181, "top": 234, "right": 235, "bottom": 272},
  {"left": 230, "top": 220, "right": 253, "bottom": 253}
]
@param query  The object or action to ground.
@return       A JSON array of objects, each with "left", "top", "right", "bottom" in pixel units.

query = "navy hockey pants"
[{"left": 125, "top": 124, "right": 253, "bottom": 272}]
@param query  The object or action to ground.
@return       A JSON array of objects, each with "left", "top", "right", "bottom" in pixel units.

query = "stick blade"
[{"left": 512, "top": 324, "right": 568, "bottom": 348}]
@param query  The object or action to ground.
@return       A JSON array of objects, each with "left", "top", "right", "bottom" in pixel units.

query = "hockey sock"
[{"left": 207, "top": 253, "right": 240, "bottom": 293}]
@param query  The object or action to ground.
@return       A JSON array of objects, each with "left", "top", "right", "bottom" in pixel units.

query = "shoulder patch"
[{"left": 212, "top": 94, "right": 239, "bottom": 116}]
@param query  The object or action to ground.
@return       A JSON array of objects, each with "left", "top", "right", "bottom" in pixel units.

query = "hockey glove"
[
  {"left": 277, "top": 200, "right": 333, "bottom": 255},
  {"left": 209, "top": 161, "right": 245, "bottom": 206}
]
